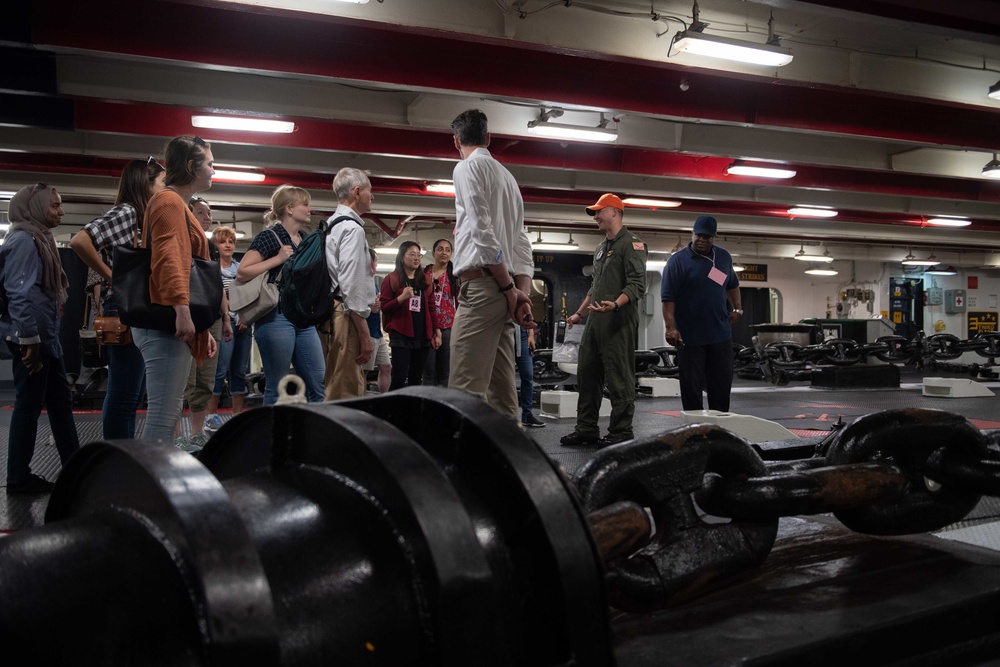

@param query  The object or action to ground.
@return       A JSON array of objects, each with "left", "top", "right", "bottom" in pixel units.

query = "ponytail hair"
[
  {"left": 265, "top": 184, "right": 310, "bottom": 227},
  {"left": 163, "top": 136, "right": 211, "bottom": 187}
]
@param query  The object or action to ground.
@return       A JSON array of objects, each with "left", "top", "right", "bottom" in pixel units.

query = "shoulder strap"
[{"left": 323, "top": 215, "right": 357, "bottom": 237}]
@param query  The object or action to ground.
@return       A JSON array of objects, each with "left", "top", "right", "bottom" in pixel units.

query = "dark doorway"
[{"left": 732, "top": 287, "right": 772, "bottom": 348}]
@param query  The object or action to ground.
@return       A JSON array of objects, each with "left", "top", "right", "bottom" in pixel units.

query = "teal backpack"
[{"left": 278, "top": 215, "right": 354, "bottom": 329}]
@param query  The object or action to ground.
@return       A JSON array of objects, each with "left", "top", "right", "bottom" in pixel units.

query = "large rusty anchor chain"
[
  {"left": 574, "top": 408, "right": 1000, "bottom": 613},
  {"left": 573, "top": 424, "right": 779, "bottom": 612}
]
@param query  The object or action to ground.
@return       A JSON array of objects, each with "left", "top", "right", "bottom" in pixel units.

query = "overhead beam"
[{"left": 26, "top": 0, "right": 1000, "bottom": 152}]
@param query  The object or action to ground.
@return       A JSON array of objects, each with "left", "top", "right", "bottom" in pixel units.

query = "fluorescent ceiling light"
[
  {"left": 925, "top": 266, "right": 958, "bottom": 275},
  {"left": 805, "top": 268, "right": 838, "bottom": 276},
  {"left": 793, "top": 247, "right": 833, "bottom": 263},
  {"left": 726, "top": 161, "right": 796, "bottom": 179},
  {"left": 925, "top": 216, "right": 971, "bottom": 227},
  {"left": 788, "top": 206, "right": 838, "bottom": 218},
  {"left": 531, "top": 231, "right": 579, "bottom": 252},
  {"left": 0, "top": 191, "right": 17, "bottom": 201},
  {"left": 426, "top": 183, "right": 455, "bottom": 195},
  {"left": 376, "top": 262, "right": 395, "bottom": 273},
  {"left": 982, "top": 154, "right": 1000, "bottom": 178},
  {"left": 214, "top": 162, "right": 262, "bottom": 170},
  {"left": 374, "top": 246, "right": 399, "bottom": 256},
  {"left": 191, "top": 115, "right": 296, "bottom": 133},
  {"left": 990, "top": 80, "right": 1000, "bottom": 100},
  {"left": 672, "top": 30, "right": 793, "bottom": 67},
  {"left": 528, "top": 122, "right": 618, "bottom": 143},
  {"left": 732, "top": 263, "right": 746, "bottom": 272},
  {"left": 213, "top": 169, "right": 266, "bottom": 183},
  {"left": 901, "top": 252, "right": 940, "bottom": 267},
  {"left": 527, "top": 108, "right": 618, "bottom": 143},
  {"left": 622, "top": 197, "right": 682, "bottom": 208}
]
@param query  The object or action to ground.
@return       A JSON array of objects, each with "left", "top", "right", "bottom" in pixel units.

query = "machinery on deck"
[{"left": 3, "top": 390, "right": 1000, "bottom": 665}]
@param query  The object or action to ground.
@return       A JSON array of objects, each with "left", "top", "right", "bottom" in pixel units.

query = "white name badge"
[
  {"left": 708, "top": 266, "right": 727, "bottom": 286},
  {"left": 409, "top": 296, "right": 422, "bottom": 312},
  {"left": 434, "top": 292, "right": 442, "bottom": 307}
]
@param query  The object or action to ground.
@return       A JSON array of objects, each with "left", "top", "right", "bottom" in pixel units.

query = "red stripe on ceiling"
[
  {"left": 0, "top": 152, "right": 947, "bottom": 227},
  {"left": 68, "top": 99, "right": 1000, "bottom": 208},
  {"left": 31, "top": 0, "right": 1000, "bottom": 152}
]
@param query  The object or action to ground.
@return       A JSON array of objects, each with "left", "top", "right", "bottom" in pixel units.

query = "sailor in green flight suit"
[{"left": 560, "top": 193, "right": 647, "bottom": 448}]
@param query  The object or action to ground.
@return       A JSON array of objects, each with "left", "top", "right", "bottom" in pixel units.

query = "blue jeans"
[
  {"left": 213, "top": 326, "right": 253, "bottom": 396},
  {"left": 132, "top": 327, "right": 193, "bottom": 442},
  {"left": 103, "top": 341, "right": 146, "bottom": 440},
  {"left": 252, "top": 310, "right": 325, "bottom": 405},
  {"left": 515, "top": 327, "right": 534, "bottom": 420},
  {"left": 7, "top": 344, "right": 80, "bottom": 484}
]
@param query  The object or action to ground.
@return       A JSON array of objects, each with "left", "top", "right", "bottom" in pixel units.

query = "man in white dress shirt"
[
  {"left": 448, "top": 109, "right": 535, "bottom": 418},
  {"left": 322, "top": 167, "right": 375, "bottom": 400}
]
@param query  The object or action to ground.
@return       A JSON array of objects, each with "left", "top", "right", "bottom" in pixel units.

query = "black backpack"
[{"left": 278, "top": 215, "right": 355, "bottom": 329}]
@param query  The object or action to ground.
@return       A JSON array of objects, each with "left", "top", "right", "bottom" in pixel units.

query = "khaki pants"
[
  {"left": 448, "top": 277, "right": 517, "bottom": 418},
  {"left": 319, "top": 299, "right": 365, "bottom": 400},
  {"left": 184, "top": 318, "right": 222, "bottom": 411}
]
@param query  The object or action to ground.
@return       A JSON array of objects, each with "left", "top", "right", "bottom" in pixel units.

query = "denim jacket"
[{"left": 0, "top": 229, "right": 63, "bottom": 358}]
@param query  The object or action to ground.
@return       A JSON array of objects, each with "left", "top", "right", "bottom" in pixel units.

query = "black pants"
[
  {"left": 677, "top": 339, "right": 733, "bottom": 411},
  {"left": 389, "top": 345, "right": 429, "bottom": 391}
]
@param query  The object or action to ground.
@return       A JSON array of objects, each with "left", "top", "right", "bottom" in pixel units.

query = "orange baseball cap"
[{"left": 585, "top": 193, "right": 624, "bottom": 216}]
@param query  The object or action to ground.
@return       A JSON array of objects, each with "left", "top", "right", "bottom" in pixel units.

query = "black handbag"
[{"left": 112, "top": 219, "right": 222, "bottom": 334}]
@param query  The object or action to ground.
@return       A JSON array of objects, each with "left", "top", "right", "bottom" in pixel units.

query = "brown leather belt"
[{"left": 458, "top": 267, "right": 490, "bottom": 282}]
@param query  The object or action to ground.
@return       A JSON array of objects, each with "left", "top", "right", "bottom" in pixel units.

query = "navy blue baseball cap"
[{"left": 693, "top": 215, "right": 718, "bottom": 237}]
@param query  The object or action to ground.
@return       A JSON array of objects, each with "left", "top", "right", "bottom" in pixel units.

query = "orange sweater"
[{"left": 144, "top": 188, "right": 213, "bottom": 362}]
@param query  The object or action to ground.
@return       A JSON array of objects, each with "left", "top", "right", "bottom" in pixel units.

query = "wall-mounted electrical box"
[
  {"left": 944, "top": 289, "right": 966, "bottom": 314},
  {"left": 927, "top": 287, "right": 943, "bottom": 306}
]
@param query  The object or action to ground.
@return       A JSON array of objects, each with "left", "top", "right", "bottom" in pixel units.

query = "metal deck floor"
[{"left": 3, "top": 369, "right": 1000, "bottom": 550}]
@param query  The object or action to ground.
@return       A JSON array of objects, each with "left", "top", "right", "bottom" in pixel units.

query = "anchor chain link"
[{"left": 575, "top": 408, "right": 1000, "bottom": 612}]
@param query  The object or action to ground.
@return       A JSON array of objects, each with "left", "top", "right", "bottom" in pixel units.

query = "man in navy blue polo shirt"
[{"left": 661, "top": 215, "right": 743, "bottom": 411}]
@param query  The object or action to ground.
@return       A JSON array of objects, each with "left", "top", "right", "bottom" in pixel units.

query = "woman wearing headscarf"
[
  {"left": 132, "top": 136, "right": 218, "bottom": 443},
  {"left": 71, "top": 157, "right": 165, "bottom": 439},
  {"left": 0, "top": 183, "right": 81, "bottom": 494}
]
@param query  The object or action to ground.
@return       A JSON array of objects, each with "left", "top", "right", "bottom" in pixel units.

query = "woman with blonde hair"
[
  {"left": 237, "top": 184, "right": 325, "bottom": 404},
  {"left": 71, "top": 157, "right": 165, "bottom": 439},
  {"left": 131, "top": 136, "right": 218, "bottom": 443}
]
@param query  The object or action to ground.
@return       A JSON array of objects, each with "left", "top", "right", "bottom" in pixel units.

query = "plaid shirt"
[
  {"left": 82, "top": 203, "right": 140, "bottom": 308},
  {"left": 247, "top": 224, "right": 292, "bottom": 283}
]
